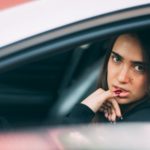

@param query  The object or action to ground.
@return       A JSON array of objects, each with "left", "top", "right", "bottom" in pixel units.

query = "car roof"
[{"left": 0, "top": 0, "right": 149, "bottom": 47}]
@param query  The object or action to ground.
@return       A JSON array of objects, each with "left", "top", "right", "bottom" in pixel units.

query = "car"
[
  {"left": 0, "top": 0, "right": 149, "bottom": 149},
  {"left": 1, "top": 123, "right": 150, "bottom": 150}
]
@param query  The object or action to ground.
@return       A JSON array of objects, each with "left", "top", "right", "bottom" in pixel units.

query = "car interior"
[
  {"left": 0, "top": 24, "right": 149, "bottom": 129},
  {"left": 0, "top": 38, "right": 108, "bottom": 128}
]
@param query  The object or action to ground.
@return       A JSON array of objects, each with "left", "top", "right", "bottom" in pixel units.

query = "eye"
[
  {"left": 111, "top": 54, "right": 121, "bottom": 63},
  {"left": 134, "top": 65, "right": 145, "bottom": 73}
]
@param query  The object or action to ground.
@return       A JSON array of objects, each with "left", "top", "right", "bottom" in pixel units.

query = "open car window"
[
  {"left": 0, "top": 27, "right": 150, "bottom": 128},
  {"left": 0, "top": 39, "right": 106, "bottom": 127},
  {"left": 0, "top": 1, "right": 149, "bottom": 149}
]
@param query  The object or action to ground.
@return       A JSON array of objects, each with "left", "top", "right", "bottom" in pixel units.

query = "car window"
[{"left": 0, "top": 40, "right": 106, "bottom": 128}]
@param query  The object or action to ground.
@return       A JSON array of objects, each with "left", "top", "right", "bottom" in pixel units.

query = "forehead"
[{"left": 112, "top": 34, "right": 144, "bottom": 61}]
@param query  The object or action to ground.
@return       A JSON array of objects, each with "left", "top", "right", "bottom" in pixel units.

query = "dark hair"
[
  {"left": 138, "top": 31, "right": 150, "bottom": 96},
  {"left": 97, "top": 35, "right": 117, "bottom": 90},
  {"left": 97, "top": 30, "right": 150, "bottom": 96}
]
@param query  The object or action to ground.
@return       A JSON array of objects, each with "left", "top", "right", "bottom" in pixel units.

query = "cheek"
[{"left": 133, "top": 76, "right": 148, "bottom": 94}]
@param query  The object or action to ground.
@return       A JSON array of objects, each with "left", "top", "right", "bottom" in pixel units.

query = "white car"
[{"left": 0, "top": 0, "right": 149, "bottom": 149}]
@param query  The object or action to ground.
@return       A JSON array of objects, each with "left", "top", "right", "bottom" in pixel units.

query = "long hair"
[
  {"left": 97, "top": 36, "right": 117, "bottom": 90},
  {"left": 138, "top": 31, "right": 150, "bottom": 96},
  {"left": 92, "top": 30, "right": 150, "bottom": 122},
  {"left": 97, "top": 30, "right": 150, "bottom": 96}
]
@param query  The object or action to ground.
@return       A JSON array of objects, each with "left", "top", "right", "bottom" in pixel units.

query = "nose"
[{"left": 117, "top": 65, "right": 131, "bottom": 83}]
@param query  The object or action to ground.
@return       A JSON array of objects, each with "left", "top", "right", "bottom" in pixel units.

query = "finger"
[
  {"left": 103, "top": 106, "right": 112, "bottom": 122},
  {"left": 102, "top": 104, "right": 113, "bottom": 121},
  {"left": 99, "top": 104, "right": 106, "bottom": 111},
  {"left": 99, "top": 90, "right": 114, "bottom": 104},
  {"left": 101, "top": 101, "right": 112, "bottom": 110},
  {"left": 111, "top": 108, "right": 116, "bottom": 122},
  {"left": 110, "top": 98, "right": 122, "bottom": 118},
  {"left": 105, "top": 102, "right": 112, "bottom": 108},
  {"left": 99, "top": 107, "right": 104, "bottom": 112},
  {"left": 104, "top": 109, "right": 108, "bottom": 114},
  {"left": 93, "top": 89, "right": 114, "bottom": 105},
  {"left": 99, "top": 105, "right": 112, "bottom": 114},
  {"left": 109, "top": 107, "right": 115, "bottom": 122},
  {"left": 99, "top": 102, "right": 110, "bottom": 112},
  {"left": 107, "top": 107, "right": 112, "bottom": 116},
  {"left": 108, "top": 113, "right": 112, "bottom": 122},
  {"left": 101, "top": 104, "right": 109, "bottom": 110},
  {"left": 104, "top": 111, "right": 108, "bottom": 118},
  {"left": 81, "top": 89, "right": 114, "bottom": 113}
]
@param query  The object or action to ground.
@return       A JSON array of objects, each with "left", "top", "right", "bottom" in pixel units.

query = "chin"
[{"left": 116, "top": 97, "right": 131, "bottom": 104}]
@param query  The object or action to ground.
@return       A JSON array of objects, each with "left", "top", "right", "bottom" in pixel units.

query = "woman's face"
[{"left": 107, "top": 34, "right": 148, "bottom": 104}]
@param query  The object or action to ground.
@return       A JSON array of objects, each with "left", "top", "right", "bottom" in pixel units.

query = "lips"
[
  {"left": 112, "top": 86, "right": 130, "bottom": 97},
  {"left": 114, "top": 89, "right": 122, "bottom": 95}
]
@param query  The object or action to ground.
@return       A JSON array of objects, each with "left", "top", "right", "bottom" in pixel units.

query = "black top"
[{"left": 64, "top": 96, "right": 150, "bottom": 124}]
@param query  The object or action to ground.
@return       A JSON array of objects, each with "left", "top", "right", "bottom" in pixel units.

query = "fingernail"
[
  {"left": 120, "top": 116, "right": 123, "bottom": 120},
  {"left": 112, "top": 121, "right": 116, "bottom": 124}
]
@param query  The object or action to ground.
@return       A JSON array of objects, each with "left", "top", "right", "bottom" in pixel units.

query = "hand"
[
  {"left": 99, "top": 98, "right": 122, "bottom": 122},
  {"left": 81, "top": 88, "right": 122, "bottom": 119}
]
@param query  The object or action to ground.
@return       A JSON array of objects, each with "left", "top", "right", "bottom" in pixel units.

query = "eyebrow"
[{"left": 111, "top": 51, "right": 147, "bottom": 66}]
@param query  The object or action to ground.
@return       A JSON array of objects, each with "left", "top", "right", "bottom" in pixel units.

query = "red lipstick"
[
  {"left": 114, "top": 89, "right": 122, "bottom": 95},
  {"left": 112, "top": 86, "right": 129, "bottom": 97}
]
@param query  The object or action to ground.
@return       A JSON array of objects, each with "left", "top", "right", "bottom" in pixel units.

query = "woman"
[{"left": 64, "top": 31, "right": 150, "bottom": 124}]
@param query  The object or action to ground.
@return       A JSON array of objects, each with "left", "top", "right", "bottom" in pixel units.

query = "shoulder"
[{"left": 124, "top": 107, "right": 150, "bottom": 122}]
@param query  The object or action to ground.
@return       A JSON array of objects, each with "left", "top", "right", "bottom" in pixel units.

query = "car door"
[{"left": 0, "top": 1, "right": 149, "bottom": 127}]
